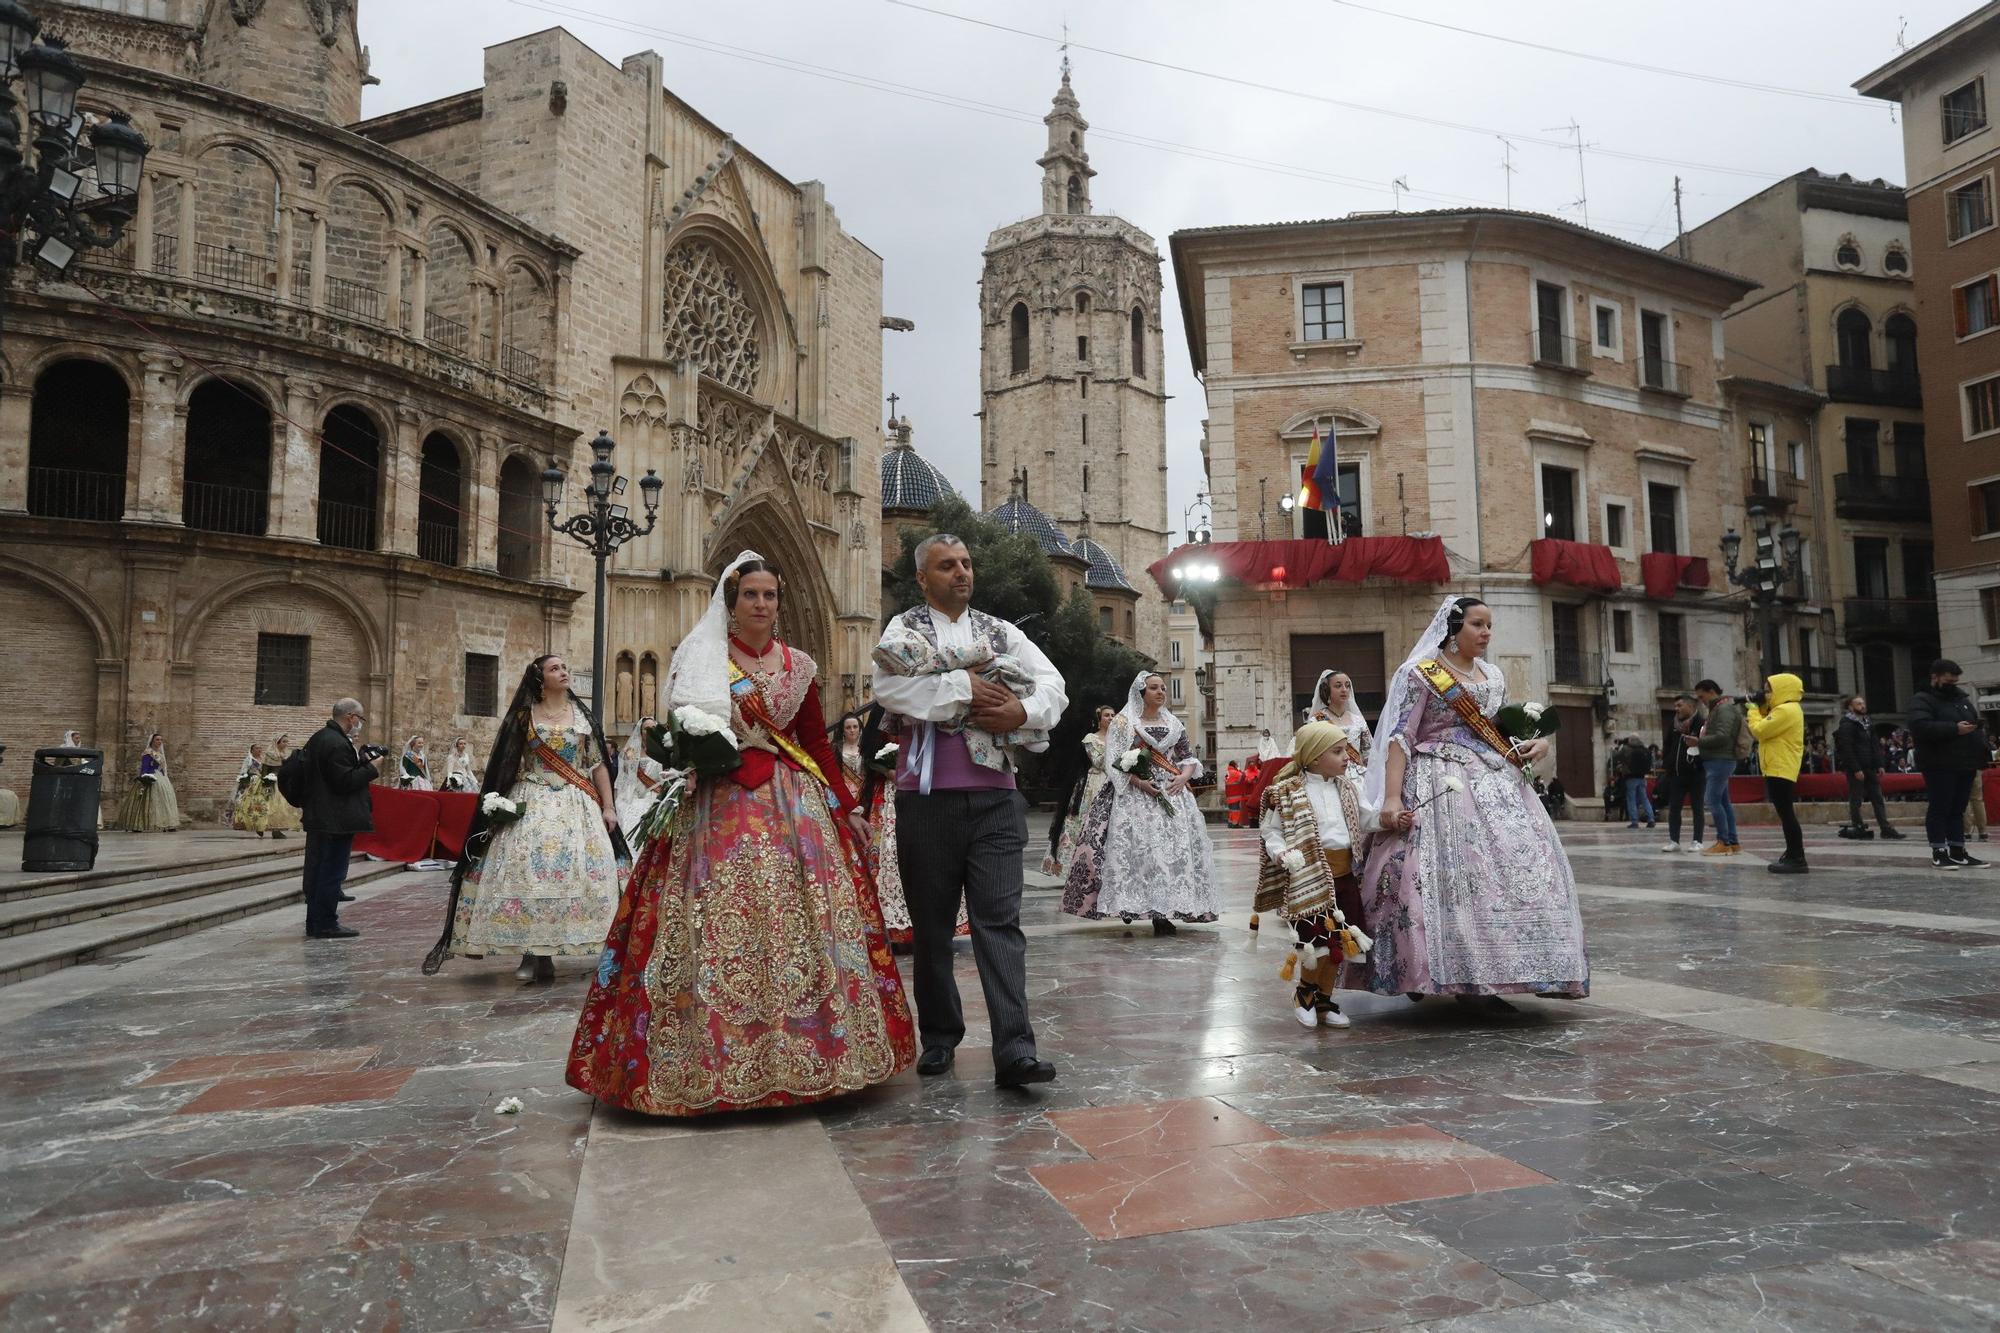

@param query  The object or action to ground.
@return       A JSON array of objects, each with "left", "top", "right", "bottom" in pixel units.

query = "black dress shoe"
[
  {"left": 306, "top": 924, "right": 360, "bottom": 939},
  {"left": 337, "top": 892, "right": 355, "bottom": 902},
  {"left": 916, "top": 1047, "right": 954, "bottom": 1076},
  {"left": 994, "top": 1055, "right": 1056, "bottom": 1088}
]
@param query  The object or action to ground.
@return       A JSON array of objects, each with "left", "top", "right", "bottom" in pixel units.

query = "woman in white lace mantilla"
[
  {"left": 1354, "top": 595, "right": 1588, "bottom": 1008},
  {"left": 1062, "top": 671, "right": 1218, "bottom": 933}
]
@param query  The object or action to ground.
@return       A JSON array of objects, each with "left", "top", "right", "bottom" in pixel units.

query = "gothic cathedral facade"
[{"left": 979, "top": 70, "right": 1171, "bottom": 662}]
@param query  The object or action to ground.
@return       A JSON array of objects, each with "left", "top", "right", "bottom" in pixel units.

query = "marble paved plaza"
[{"left": 4, "top": 821, "right": 2000, "bottom": 1330}]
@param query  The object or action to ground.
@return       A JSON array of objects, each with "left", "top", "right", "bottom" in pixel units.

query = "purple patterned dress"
[{"left": 1345, "top": 663, "right": 1588, "bottom": 998}]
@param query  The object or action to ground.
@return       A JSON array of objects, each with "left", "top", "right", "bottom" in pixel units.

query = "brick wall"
[{"left": 0, "top": 578, "right": 99, "bottom": 812}]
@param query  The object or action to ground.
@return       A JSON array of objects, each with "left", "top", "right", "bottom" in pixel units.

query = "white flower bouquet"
[
  {"left": 658, "top": 705, "right": 743, "bottom": 778},
  {"left": 1494, "top": 701, "right": 1559, "bottom": 782},
  {"left": 867, "top": 741, "right": 900, "bottom": 778},
  {"left": 1114, "top": 746, "right": 1177, "bottom": 815},
  {"left": 263, "top": 773, "right": 278, "bottom": 785},
  {"left": 479, "top": 791, "right": 526, "bottom": 829}
]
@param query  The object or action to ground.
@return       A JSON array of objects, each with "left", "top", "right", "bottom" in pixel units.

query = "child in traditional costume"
[{"left": 1256, "top": 720, "right": 1412, "bottom": 1028}]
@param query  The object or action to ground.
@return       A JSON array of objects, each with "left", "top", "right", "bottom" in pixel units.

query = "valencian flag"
[{"left": 1297, "top": 423, "right": 1339, "bottom": 512}]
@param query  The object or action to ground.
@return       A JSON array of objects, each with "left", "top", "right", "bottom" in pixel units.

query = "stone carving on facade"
[
  {"left": 662, "top": 239, "right": 762, "bottom": 395},
  {"left": 618, "top": 373, "right": 670, "bottom": 427}
]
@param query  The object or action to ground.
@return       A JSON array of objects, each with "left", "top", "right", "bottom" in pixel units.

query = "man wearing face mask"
[{"left": 301, "top": 697, "right": 385, "bottom": 939}]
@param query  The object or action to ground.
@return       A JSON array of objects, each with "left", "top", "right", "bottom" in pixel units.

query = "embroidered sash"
[
  {"left": 1415, "top": 659, "right": 1522, "bottom": 770},
  {"left": 728, "top": 662, "right": 841, "bottom": 811}
]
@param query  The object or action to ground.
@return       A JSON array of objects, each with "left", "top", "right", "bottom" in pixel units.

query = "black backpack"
[{"left": 276, "top": 747, "right": 310, "bottom": 808}]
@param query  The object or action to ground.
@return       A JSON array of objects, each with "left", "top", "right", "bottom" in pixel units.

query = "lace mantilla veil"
[
  {"left": 1361, "top": 594, "right": 1467, "bottom": 813},
  {"left": 665, "top": 550, "right": 765, "bottom": 721},
  {"left": 1118, "top": 669, "right": 1191, "bottom": 770}
]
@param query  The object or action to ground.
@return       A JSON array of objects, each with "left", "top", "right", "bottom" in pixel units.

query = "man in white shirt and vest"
[{"left": 872, "top": 534, "right": 1068, "bottom": 1087}]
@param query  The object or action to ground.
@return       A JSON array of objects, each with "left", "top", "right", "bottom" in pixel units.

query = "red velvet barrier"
[
  {"left": 353, "top": 787, "right": 481, "bottom": 863},
  {"left": 1146, "top": 535, "right": 1450, "bottom": 598},
  {"left": 1648, "top": 773, "right": 1931, "bottom": 804},
  {"left": 1530, "top": 539, "right": 1622, "bottom": 593}
]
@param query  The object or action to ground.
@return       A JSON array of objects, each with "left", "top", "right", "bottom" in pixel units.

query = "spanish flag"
[{"left": 1298, "top": 425, "right": 1325, "bottom": 510}]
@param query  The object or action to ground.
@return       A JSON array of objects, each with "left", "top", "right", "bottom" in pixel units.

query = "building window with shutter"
[
  {"left": 1973, "top": 479, "right": 2000, "bottom": 536},
  {"left": 1612, "top": 609, "right": 1633, "bottom": 655},
  {"left": 1956, "top": 274, "right": 2000, "bottom": 339},
  {"left": 464, "top": 653, "right": 500, "bottom": 717},
  {"left": 1170, "top": 639, "right": 1182, "bottom": 664},
  {"left": 1948, "top": 176, "right": 1995, "bottom": 243},
  {"left": 1967, "top": 376, "right": 2000, "bottom": 440},
  {"left": 1982, "top": 587, "right": 2000, "bottom": 642},
  {"left": 1170, "top": 676, "right": 1183, "bottom": 703},
  {"left": 254, "top": 634, "right": 310, "bottom": 707},
  {"left": 1943, "top": 77, "right": 1988, "bottom": 145}
]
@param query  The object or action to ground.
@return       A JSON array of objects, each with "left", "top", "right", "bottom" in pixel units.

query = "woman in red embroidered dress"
[{"left": 567, "top": 553, "right": 915, "bottom": 1116}]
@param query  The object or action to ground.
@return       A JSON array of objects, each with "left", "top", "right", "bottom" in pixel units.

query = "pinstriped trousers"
[{"left": 894, "top": 788, "right": 1038, "bottom": 1067}]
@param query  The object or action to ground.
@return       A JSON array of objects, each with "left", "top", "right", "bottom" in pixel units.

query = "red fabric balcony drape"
[
  {"left": 1147, "top": 536, "right": 1450, "bottom": 597},
  {"left": 1530, "top": 539, "right": 1622, "bottom": 593},
  {"left": 1640, "top": 553, "right": 1711, "bottom": 599}
]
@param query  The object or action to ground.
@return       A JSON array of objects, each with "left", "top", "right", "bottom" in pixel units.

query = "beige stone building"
[
  {"left": 1683, "top": 172, "right": 1930, "bottom": 725},
  {"left": 1860, "top": 6, "right": 2000, "bottom": 706},
  {"left": 1171, "top": 210, "right": 1756, "bottom": 799},
  {"left": 0, "top": 2, "right": 884, "bottom": 819},
  {"left": 978, "top": 69, "right": 1169, "bottom": 662},
  {"left": 1162, "top": 596, "right": 1212, "bottom": 767}
]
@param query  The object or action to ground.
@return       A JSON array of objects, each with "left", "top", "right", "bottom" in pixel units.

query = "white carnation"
[
  {"left": 480, "top": 792, "right": 518, "bottom": 817},
  {"left": 1523, "top": 702, "right": 1546, "bottom": 720},
  {"left": 673, "top": 705, "right": 739, "bottom": 748},
  {"left": 1114, "top": 748, "right": 1143, "bottom": 773},
  {"left": 492, "top": 1096, "right": 524, "bottom": 1115},
  {"left": 874, "top": 743, "right": 899, "bottom": 761},
  {"left": 1443, "top": 776, "right": 1467, "bottom": 794}
]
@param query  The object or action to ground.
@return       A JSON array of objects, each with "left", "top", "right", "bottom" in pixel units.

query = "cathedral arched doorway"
[{"left": 707, "top": 501, "right": 834, "bottom": 679}]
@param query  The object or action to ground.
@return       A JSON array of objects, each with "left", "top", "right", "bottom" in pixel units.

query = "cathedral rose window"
[{"left": 662, "top": 239, "right": 764, "bottom": 395}]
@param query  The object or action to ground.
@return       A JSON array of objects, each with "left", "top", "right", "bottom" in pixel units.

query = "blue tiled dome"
[
  {"left": 880, "top": 438, "right": 956, "bottom": 511},
  {"left": 988, "top": 494, "right": 1076, "bottom": 557},
  {"left": 1071, "top": 535, "right": 1135, "bottom": 592}
]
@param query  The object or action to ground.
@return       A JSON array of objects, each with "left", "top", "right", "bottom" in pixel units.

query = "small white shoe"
[
  {"left": 1294, "top": 1004, "right": 1319, "bottom": 1029},
  {"left": 1318, "top": 1005, "right": 1352, "bottom": 1029},
  {"left": 1660, "top": 841, "right": 1680, "bottom": 853},
  {"left": 1685, "top": 841, "right": 1706, "bottom": 854}
]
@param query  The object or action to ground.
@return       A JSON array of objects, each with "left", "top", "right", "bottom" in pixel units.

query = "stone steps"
[
  {"left": 0, "top": 858, "right": 404, "bottom": 987},
  {"left": 2, "top": 839, "right": 307, "bottom": 904}
]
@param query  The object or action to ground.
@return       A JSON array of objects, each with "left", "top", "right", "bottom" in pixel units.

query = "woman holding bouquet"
[
  {"left": 399, "top": 735, "right": 434, "bottom": 790},
  {"left": 421, "top": 655, "right": 628, "bottom": 985},
  {"left": 1062, "top": 672, "right": 1218, "bottom": 932},
  {"left": 229, "top": 742, "right": 276, "bottom": 834},
  {"left": 115, "top": 732, "right": 179, "bottom": 832},
  {"left": 1354, "top": 596, "right": 1588, "bottom": 1008},
  {"left": 567, "top": 551, "right": 915, "bottom": 1116},
  {"left": 442, "top": 736, "right": 479, "bottom": 792}
]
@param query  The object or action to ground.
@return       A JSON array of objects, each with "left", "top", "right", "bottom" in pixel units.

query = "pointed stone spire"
[{"left": 1038, "top": 64, "right": 1096, "bottom": 216}]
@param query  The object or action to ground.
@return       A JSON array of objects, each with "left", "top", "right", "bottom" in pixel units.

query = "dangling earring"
[{"left": 1447, "top": 634, "right": 1459, "bottom": 654}]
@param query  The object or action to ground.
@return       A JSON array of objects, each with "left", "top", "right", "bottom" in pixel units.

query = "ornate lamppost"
[
  {"left": 542, "top": 431, "right": 663, "bottom": 719},
  {"left": 1720, "top": 506, "right": 1803, "bottom": 674},
  {"left": 0, "top": 6, "right": 150, "bottom": 274}
]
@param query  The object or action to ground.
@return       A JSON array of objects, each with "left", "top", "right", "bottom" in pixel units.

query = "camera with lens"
[
  {"left": 1745, "top": 689, "right": 1768, "bottom": 710},
  {"left": 358, "top": 743, "right": 389, "bottom": 762}
]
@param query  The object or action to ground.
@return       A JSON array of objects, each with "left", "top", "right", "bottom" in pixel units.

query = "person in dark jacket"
[
  {"left": 301, "top": 698, "right": 383, "bottom": 937},
  {"left": 1834, "top": 695, "right": 1902, "bottom": 840},
  {"left": 1618, "top": 736, "right": 1655, "bottom": 829},
  {"left": 1907, "top": 660, "right": 1990, "bottom": 870},
  {"left": 1657, "top": 694, "right": 1707, "bottom": 852}
]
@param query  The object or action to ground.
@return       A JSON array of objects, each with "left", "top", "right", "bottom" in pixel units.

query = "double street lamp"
[
  {"left": 542, "top": 431, "right": 663, "bottom": 720},
  {"left": 1720, "top": 506, "right": 1803, "bottom": 672},
  {"left": 0, "top": 4, "right": 150, "bottom": 274}
]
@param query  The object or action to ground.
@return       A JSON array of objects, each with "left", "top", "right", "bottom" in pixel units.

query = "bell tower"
[
  {"left": 978, "top": 66, "right": 1170, "bottom": 662},
  {"left": 193, "top": 0, "right": 371, "bottom": 126},
  {"left": 1038, "top": 63, "right": 1095, "bottom": 217}
]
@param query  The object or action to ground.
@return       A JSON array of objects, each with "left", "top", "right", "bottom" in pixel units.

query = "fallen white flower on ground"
[{"left": 493, "top": 1096, "right": 524, "bottom": 1115}]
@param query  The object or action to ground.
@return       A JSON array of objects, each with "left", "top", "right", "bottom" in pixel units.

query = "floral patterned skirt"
[
  {"left": 1062, "top": 782, "right": 1219, "bottom": 922},
  {"left": 1344, "top": 747, "right": 1589, "bottom": 998},
  {"left": 449, "top": 780, "right": 623, "bottom": 958},
  {"left": 567, "top": 765, "right": 916, "bottom": 1117},
  {"left": 116, "top": 775, "right": 178, "bottom": 832},
  {"left": 231, "top": 778, "right": 276, "bottom": 832}
]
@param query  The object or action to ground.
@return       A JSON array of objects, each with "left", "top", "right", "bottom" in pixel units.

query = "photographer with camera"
[
  {"left": 300, "top": 697, "right": 383, "bottom": 939},
  {"left": 1745, "top": 674, "right": 1807, "bottom": 874}
]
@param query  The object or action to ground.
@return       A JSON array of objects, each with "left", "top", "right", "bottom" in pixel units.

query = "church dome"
[
  {"left": 879, "top": 421, "right": 956, "bottom": 512},
  {"left": 1071, "top": 535, "right": 1136, "bottom": 592},
  {"left": 988, "top": 493, "right": 1076, "bottom": 558}
]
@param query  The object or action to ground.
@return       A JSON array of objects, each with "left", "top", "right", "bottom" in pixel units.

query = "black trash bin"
[{"left": 24, "top": 747, "right": 103, "bottom": 873}]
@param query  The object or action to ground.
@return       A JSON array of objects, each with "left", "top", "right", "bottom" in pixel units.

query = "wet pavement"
[{"left": 2, "top": 821, "right": 1999, "bottom": 1330}]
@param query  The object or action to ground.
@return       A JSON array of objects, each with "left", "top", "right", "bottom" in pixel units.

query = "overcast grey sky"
[{"left": 360, "top": 0, "right": 1951, "bottom": 541}]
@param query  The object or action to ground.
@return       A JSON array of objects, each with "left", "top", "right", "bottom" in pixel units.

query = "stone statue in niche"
[{"left": 614, "top": 667, "right": 635, "bottom": 726}]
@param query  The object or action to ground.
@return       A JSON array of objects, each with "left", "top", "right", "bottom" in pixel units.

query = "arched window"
[
  {"left": 496, "top": 454, "right": 541, "bottom": 578},
  {"left": 183, "top": 380, "right": 271, "bottom": 535},
  {"left": 1066, "top": 174, "right": 1083, "bottom": 215},
  {"left": 1010, "top": 302, "right": 1030, "bottom": 374},
  {"left": 1075, "top": 291, "right": 1090, "bottom": 314},
  {"left": 418, "top": 433, "right": 464, "bottom": 566},
  {"left": 317, "top": 405, "right": 380, "bottom": 550},
  {"left": 1130, "top": 307, "right": 1146, "bottom": 378},
  {"left": 1835, "top": 237, "right": 1862, "bottom": 269},
  {"left": 1885, "top": 245, "right": 1910, "bottom": 275},
  {"left": 29, "top": 360, "right": 128, "bottom": 521},
  {"left": 1885, "top": 313, "right": 1919, "bottom": 377},
  {"left": 1836, "top": 308, "right": 1872, "bottom": 371}
]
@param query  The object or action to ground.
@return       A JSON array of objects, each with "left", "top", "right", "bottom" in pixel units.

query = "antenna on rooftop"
[{"left": 1543, "top": 119, "right": 1593, "bottom": 228}]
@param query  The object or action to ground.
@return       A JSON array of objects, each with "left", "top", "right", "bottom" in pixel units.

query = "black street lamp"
[
  {"left": 542, "top": 430, "right": 663, "bottom": 719},
  {"left": 0, "top": 9, "right": 150, "bottom": 275},
  {"left": 1720, "top": 506, "right": 1803, "bottom": 673}
]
